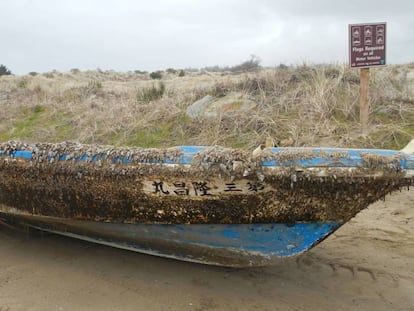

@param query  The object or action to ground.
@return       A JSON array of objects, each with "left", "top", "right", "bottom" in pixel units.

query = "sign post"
[
  {"left": 349, "top": 22, "right": 386, "bottom": 132},
  {"left": 359, "top": 68, "right": 370, "bottom": 132}
]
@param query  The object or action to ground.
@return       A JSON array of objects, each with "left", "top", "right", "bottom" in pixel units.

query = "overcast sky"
[{"left": 1, "top": 0, "right": 413, "bottom": 74}]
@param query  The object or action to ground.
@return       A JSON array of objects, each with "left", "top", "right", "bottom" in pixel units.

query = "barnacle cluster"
[
  {"left": 192, "top": 146, "right": 257, "bottom": 177},
  {"left": 0, "top": 141, "right": 183, "bottom": 164},
  {"left": 361, "top": 153, "right": 404, "bottom": 173},
  {"left": 0, "top": 141, "right": 412, "bottom": 225}
]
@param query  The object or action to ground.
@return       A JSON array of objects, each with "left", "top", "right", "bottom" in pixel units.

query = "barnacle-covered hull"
[{"left": 0, "top": 141, "right": 413, "bottom": 266}]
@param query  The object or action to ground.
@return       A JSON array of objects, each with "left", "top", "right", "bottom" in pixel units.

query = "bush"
[
  {"left": 178, "top": 70, "right": 185, "bottom": 77},
  {"left": 0, "top": 64, "right": 12, "bottom": 76},
  {"left": 230, "top": 55, "right": 261, "bottom": 72},
  {"left": 136, "top": 82, "right": 165, "bottom": 103},
  {"left": 166, "top": 68, "right": 177, "bottom": 74},
  {"left": 150, "top": 71, "right": 162, "bottom": 79},
  {"left": 29, "top": 71, "right": 38, "bottom": 76},
  {"left": 278, "top": 63, "right": 289, "bottom": 70},
  {"left": 134, "top": 70, "right": 147, "bottom": 74}
]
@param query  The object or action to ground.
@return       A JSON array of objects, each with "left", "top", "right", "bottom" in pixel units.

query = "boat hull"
[
  {"left": 0, "top": 212, "right": 340, "bottom": 267},
  {"left": 0, "top": 142, "right": 412, "bottom": 266}
]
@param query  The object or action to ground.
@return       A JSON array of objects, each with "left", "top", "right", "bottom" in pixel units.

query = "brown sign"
[{"left": 349, "top": 22, "right": 386, "bottom": 68}]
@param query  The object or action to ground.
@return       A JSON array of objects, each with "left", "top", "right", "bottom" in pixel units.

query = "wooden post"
[{"left": 359, "top": 68, "right": 370, "bottom": 133}]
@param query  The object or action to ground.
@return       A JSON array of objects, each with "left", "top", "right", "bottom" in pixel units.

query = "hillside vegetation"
[{"left": 0, "top": 64, "right": 413, "bottom": 150}]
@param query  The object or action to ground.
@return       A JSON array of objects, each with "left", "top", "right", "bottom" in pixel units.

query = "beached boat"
[{"left": 0, "top": 140, "right": 413, "bottom": 267}]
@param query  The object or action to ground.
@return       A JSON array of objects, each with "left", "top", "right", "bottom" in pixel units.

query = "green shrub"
[
  {"left": 178, "top": 70, "right": 185, "bottom": 77},
  {"left": 136, "top": 82, "right": 165, "bottom": 103},
  {"left": 166, "top": 68, "right": 177, "bottom": 74},
  {"left": 134, "top": 70, "right": 148, "bottom": 74},
  {"left": 150, "top": 71, "right": 162, "bottom": 79},
  {"left": 33, "top": 104, "right": 45, "bottom": 113},
  {"left": 0, "top": 64, "right": 12, "bottom": 76}
]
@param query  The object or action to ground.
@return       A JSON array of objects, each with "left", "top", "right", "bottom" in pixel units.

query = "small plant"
[
  {"left": 178, "top": 70, "right": 185, "bottom": 77},
  {"left": 29, "top": 71, "right": 38, "bottom": 76},
  {"left": 33, "top": 104, "right": 45, "bottom": 113},
  {"left": 17, "top": 78, "right": 28, "bottom": 88},
  {"left": 136, "top": 82, "right": 165, "bottom": 103},
  {"left": 135, "top": 70, "right": 148, "bottom": 74},
  {"left": 150, "top": 71, "right": 162, "bottom": 79},
  {"left": 166, "top": 68, "right": 177, "bottom": 74},
  {"left": 87, "top": 80, "right": 102, "bottom": 90},
  {"left": 0, "top": 64, "right": 12, "bottom": 76},
  {"left": 70, "top": 68, "right": 80, "bottom": 74}
]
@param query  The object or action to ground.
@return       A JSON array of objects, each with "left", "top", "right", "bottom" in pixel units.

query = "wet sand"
[{"left": 0, "top": 190, "right": 413, "bottom": 311}]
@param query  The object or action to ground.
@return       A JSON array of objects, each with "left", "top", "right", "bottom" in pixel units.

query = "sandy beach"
[{"left": 0, "top": 189, "right": 413, "bottom": 311}]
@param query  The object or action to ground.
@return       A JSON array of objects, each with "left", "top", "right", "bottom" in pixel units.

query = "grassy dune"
[{"left": 0, "top": 64, "right": 413, "bottom": 150}]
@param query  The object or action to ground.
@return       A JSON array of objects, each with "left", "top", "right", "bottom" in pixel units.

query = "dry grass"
[{"left": 0, "top": 64, "right": 413, "bottom": 150}]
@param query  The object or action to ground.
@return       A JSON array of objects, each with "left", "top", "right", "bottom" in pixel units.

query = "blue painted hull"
[{"left": 0, "top": 212, "right": 340, "bottom": 266}]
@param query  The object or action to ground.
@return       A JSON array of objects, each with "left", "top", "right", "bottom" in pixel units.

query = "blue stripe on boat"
[{"left": 3, "top": 146, "right": 413, "bottom": 169}]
